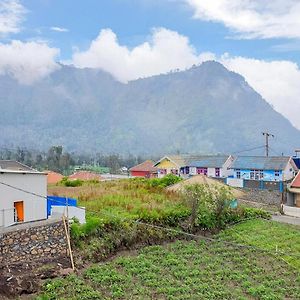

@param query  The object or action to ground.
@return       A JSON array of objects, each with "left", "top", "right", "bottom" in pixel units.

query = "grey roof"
[
  {"left": 0, "top": 160, "right": 36, "bottom": 171},
  {"left": 188, "top": 155, "right": 231, "bottom": 168},
  {"left": 231, "top": 156, "right": 293, "bottom": 171},
  {"left": 155, "top": 155, "right": 231, "bottom": 168}
]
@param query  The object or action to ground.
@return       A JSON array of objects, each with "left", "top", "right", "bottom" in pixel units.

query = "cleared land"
[{"left": 36, "top": 219, "right": 300, "bottom": 300}]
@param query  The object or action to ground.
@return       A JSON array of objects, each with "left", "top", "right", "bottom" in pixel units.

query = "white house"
[{"left": 0, "top": 160, "right": 47, "bottom": 227}]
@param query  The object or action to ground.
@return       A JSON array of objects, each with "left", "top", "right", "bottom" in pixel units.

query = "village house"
[
  {"left": 227, "top": 156, "right": 298, "bottom": 190},
  {"left": 0, "top": 160, "right": 47, "bottom": 227},
  {"left": 154, "top": 155, "right": 188, "bottom": 178},
  {"left": 129, "top": 160, "right": 158, "bottom": 178},
  {"left": 182, "top": 155, "right": 234, "bottom": 178},
  {"left": 287, "top": 172, "right": 300, "bottom": 208},
  {"left": 154, "top": 154, "right": 233, "bottom": 178}
]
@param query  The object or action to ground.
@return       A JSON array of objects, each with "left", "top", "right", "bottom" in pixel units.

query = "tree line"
[{"left": 0, "top": 146, "right": 148, "bottom": 175}]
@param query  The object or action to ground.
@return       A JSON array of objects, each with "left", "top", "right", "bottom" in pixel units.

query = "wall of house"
[
  {"left": 130, "top": 170, "right": 149, "bottom": 177},
  {"left": 156, "top": 159, "right": 179, "bottom": 177},
  {"left": 0, "top": 173, "right": 47, "bottom": 227},
  {"left": 0, "top": 219, "right": 68, "bottom": 266},
  {"left": 283, "top": 161, "right": 296, "bottom": 181},
  {"left": 221, "top": 157, "right": 234, "bottom": 177},
  {"left": 233, "top": 169, "right": 283, "bottom": 181}
]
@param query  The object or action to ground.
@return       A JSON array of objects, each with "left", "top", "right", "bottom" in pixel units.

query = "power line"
[
  {"left": 232, "top": 145, "right": 265, "bottom": 155},
  {"left": 1, "top": 180, "right": 300, "bottom": 261}
]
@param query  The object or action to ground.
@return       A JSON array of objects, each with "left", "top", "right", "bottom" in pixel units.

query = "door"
[{"left": 14, "top": 201, "right": 24, "bottom": 222}]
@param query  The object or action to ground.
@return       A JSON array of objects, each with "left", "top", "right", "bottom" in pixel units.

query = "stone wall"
[
  {"left": 240, "top": 189, "right": 282, "bottom": 206},
  {"left": 0, "top": 219, "right": 68, "bottom": 266}
]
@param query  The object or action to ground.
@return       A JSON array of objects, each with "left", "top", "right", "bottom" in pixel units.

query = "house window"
[
  {"left": 275, "top": 170, "right": 280, "bottom": 177},
  {"left": 215, "top": 168, "right": 220, "bottom": 177},
  {"left": 250, "top": 171, "right": 254, "bottom": 180},
  {"left": 236, "top": 171, "right": 241, "bottom": 179}
]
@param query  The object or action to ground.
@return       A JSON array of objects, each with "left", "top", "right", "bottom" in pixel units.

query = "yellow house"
[{"left": 154, "top": 155, "right": 187, "bottom": 177}]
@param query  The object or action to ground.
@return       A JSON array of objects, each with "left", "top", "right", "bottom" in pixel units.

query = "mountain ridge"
[{"left": 1, "top": 61, "right": 299, "bottom": 155}]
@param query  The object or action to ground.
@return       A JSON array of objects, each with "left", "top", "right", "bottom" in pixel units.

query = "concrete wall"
[
  {"left": 227, "top": 178, "right": 243, "bottom": 188},
  {"left": 0, "top": 172, "right": 47, "bottom": 227},
  {"left": 283, "top": 205, "right": 300, "bottom": 218},
  {"left": 0, "top": 219, "right": 68, "bottom": 266},
  {"left": 51, "top": 206, "right": 86, "bottom": 224}
]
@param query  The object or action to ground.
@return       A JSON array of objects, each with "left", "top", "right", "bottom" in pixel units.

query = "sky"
[{"left": 1, "top": 0, "right": 300, "bottom": 128}]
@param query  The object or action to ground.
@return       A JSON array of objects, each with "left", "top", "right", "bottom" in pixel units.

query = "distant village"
[{"left": 1, "top": 152, "right": 300, "bottom": 230}]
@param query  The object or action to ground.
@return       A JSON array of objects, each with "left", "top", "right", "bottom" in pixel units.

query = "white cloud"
[
  {"left": 221, "top": 55, "right": 300, "bottom": 128},
  {"left": 0, "top": 40, "right": 60, "bottom": 84},
  {"left": 186, "top": 0, "right": 300, "bottom": 39},
  {"left": 71, "top": 27, "right": 300, "bottom": 129},
  {"left": 72, "top": 27, "right": 215, "bottom": 82},
  {"left": 0, "top": 0, "right": 26, "bottom": 35},
  {"left": 50, "top": 26, "right": 69, "bottom": 33}
]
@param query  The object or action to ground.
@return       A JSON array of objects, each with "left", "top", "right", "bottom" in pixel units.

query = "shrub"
[
  {"left": 62, "top": 179, "right": 83, "bottom": 187},
  {"left": 148, "top": 174, "right": 182, "bottom": 188}
]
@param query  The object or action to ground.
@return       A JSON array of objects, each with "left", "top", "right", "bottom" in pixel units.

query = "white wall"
[
  {"left": 0, "top": 172, "right": 47, "bottom": 227},
  {"left": 283, "top": 161, "right": 296, "bottom": 181},
  {"left": 283, "top": 205, "right": 300, "bottom": 218},
  {"left": 51, "top": 206, "right": 86, "bottom": 224},
  {"left": 227, "top": 178, "right": 244, "bottom": 188},
  {"left": 222, "top": 156, "right": 234, "bottom": 178}
]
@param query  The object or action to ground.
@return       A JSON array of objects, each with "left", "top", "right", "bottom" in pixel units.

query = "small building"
[
  {"left": 183, "top": 155, "right": 234, "bottom": 178},
  {"left": 129, "top": 160, "right": 158, "bottom": 178},
  {"left": 154, "top": 155, "right": 187, "bottom": 177},
  {"left": 230, "top": 156, "right": 297, "bottom": 181},
  {"left": 69, "top": 171, "right": 102, "bottom": 181},
  {"left": 0, "top": 160, "right": 47, "bottom": 227},
  {"left": 46, "top": 170, "right": 64, "bottom": 184},
  {"left": 287, "top": 173, "right": 300, "bottom": 208}
]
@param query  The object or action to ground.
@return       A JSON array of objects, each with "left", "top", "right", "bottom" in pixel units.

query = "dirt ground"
[{"left": 0, "top": 256, "right": 72, "bottom": 299}]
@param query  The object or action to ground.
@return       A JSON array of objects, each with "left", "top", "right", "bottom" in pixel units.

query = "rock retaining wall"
[{"left": 0, "top": 220, "right": 68, "bottom": 266}]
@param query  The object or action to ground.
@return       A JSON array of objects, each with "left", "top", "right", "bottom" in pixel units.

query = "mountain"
[{"left": 1, "top": 61, "right": 299, "bottom": 155}]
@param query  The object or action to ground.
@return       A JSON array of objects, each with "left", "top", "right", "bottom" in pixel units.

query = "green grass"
[
  {"left": 218, "top": 218, "right": 300, "bottom": 269},
  {"left": 37, "top": 219, "right": 300, "bottom": 300}
]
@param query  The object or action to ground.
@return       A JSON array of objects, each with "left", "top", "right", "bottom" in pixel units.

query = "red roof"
[
  {"left": 291, "top": 172, "right": 300, "bottom": 188},
  {"left": 69, "top": 171, "right": 102, "bottom": 181},
  {"left": 129, "top": 160, "right": 158, "bottom": 173},
  {"left": 45, "top": 170, "right": 64, "bottom": 184}
]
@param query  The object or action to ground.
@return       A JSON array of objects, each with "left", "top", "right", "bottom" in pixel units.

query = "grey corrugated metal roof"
[
  {"left": 231, "top": 156, "right": 292, "bottom": 170},
  {"left": 0, "top": 160, "right": 36, "bottom": 171},
  {"left": 188, "top": 155, "right": 230, "bottom": 168},
  {"left": 155, "top": 155, "right": 230, "bottom": 168}
]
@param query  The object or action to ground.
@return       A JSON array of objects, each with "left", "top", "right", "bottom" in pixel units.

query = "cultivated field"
[
  {"left": 36, "top": 219, "right": 300, "bottom": 300},
  {"left": 37, "top": 179, "right": 300, "bottom": 300}
]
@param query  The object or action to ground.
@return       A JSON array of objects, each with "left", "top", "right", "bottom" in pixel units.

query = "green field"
[{"left": 37, "top": 219, "right": 300, "bottom": 300}]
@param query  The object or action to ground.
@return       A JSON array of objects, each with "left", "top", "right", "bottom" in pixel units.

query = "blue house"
[{"left": 230, "top": 156, "right": 298, "bottom": 182}]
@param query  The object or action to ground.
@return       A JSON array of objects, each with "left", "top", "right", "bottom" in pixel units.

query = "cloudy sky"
[{"left": 1, "top": 0, "right": 300, "bottom": 128}]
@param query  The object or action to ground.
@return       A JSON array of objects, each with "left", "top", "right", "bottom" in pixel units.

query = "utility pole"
[{"left": 262, "top": 132, "right": 274, "bottom": 157}]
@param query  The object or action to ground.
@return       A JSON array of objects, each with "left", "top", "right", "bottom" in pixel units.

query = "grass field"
[
  {"left": 36, "top": 219, "right": 300, "bottom": 300},
  {"left": 48, "top": 179, "right": 187, "bottom": 222}
]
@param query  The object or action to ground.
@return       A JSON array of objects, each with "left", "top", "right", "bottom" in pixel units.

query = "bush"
[
  {"left": 61, "top": 179, "right": 83, "bottom": 187},
  {"left": 148, "top": 174, "right": 182, "bottom": 188}
]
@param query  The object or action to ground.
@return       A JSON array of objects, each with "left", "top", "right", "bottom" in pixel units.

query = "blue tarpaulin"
[{"left": 47, "top": 196, "right": 77, "bottom": 217}]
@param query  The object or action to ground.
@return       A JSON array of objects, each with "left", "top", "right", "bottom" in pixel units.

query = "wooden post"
[{"left": 62, "top": 215, "right": 75, "bottom": 270}]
